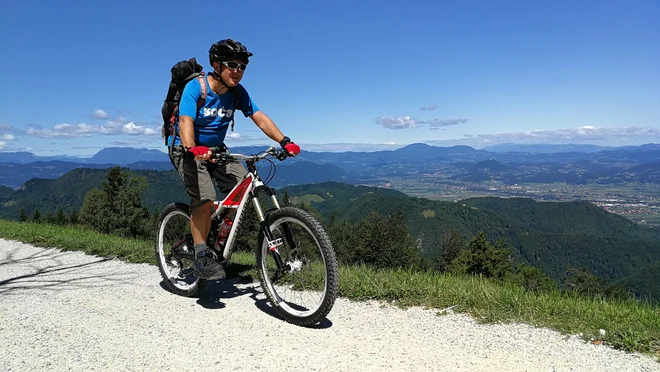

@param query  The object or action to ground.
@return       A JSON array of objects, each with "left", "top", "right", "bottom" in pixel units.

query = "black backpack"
[{"left": 161, "top": 57, "right": 240, "bottom": 147}]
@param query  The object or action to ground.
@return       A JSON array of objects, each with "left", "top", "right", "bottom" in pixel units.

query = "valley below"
[{"left": 382, "top": 178, "right": 660, "bottom": 227}]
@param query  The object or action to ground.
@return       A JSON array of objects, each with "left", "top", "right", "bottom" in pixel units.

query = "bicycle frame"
[{"left": 209, "top": 150, "right": 284, "bottom": 264}]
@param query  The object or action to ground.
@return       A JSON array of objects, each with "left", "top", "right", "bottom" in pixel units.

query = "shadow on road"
[
  {"left": 184, "top": 262, "right": 334, "bottom": 329},
  {"left": 0, "top": 248, "right": 142, "bottom": 296}
]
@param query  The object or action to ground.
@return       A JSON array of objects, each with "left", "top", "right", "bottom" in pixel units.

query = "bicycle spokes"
[{"left": 264, "top": 219, "right": 327, "bottom": 291}]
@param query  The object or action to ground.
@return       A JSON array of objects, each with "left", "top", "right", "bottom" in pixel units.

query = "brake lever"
[
  {"left": 276, "top": 149, "right": 288, "bottom": 161},
  {"left": 213, "top": 152, "right": 230, "bottom": 164}
]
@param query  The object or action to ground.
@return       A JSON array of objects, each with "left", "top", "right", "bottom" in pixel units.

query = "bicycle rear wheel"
[
  {"left": 256, "top": 207, "right": 339, "bottom": 327},
  {"left": 154, "top": 203, "right": 207, "bottom": 297}
]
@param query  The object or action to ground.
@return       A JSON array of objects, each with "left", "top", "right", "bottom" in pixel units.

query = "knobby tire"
[
  {"left": 154, "top": 203, "right": 207, "bottom": 297},
  {"left": 256, "top": 207, "right": 339, "bottom": 327}
]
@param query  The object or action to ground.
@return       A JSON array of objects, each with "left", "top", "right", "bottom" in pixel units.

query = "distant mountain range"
[
  {"left": 482, "top": 143, "right": 660, "bottom": 153},
  {"left": 3, "top": 143, "right": 659, "bottom": 164},
  {"left": 0, "top": 147, "right": 170, "bottom": 164},
  {"left": 1, "top": 143, "right": 659, "bottom": 188}
]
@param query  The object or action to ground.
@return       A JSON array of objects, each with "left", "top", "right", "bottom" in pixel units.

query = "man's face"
[{"left": 219, "top": 60, "right": 247, "bottom": 87}]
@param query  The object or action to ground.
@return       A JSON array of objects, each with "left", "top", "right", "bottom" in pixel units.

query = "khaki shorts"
[{"left": 169, "top": 145, "right": 247, "bottom": 208}]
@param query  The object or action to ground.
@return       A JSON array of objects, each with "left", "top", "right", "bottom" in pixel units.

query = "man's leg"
[
  {"left": 190, "top": 201, "right": 212, "bottom": 245},
  {"left": 188, "top": 164, "right": 227, "bottom": 279},
  {"left": 170, "top": 145, "right": 225, "bottom": 279}
]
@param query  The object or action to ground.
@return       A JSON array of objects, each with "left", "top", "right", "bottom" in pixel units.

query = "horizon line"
[{"left": 1, "top": 141, "right": 659, "bottom": 158}]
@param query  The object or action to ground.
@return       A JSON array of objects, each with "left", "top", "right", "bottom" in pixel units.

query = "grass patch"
[
  {"left": 291, "top": 194, "right": 326, "bottom": 205},
  {"left": 1, "top": 219, "right": 659, "bottom": 358},
  {"left": 0, "top": 220, "right": 156, "bottom": 264},
  {"left": 0, "top": 220, "right": 257, "bottom": 277},
  {"left": 338, "top": 265, "right": 660, "bottom": 357},
  {"left": 421, "top": 209, "right": 436, "bottom": 218}
]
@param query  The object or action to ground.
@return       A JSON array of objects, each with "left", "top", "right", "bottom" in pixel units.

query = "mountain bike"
[{"left": 154, "top": 146, "right": 339, "bottom": 326}]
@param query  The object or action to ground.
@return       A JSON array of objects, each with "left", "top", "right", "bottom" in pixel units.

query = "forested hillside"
[
  {"left": 0, "top": 168, "right": 186, "bottom": 219},
  {"left": 280, "top": 182, "right": 660, "bottom": 300},
  {"left": 0, "top": 161, "right": 350, "bottom": 219}
]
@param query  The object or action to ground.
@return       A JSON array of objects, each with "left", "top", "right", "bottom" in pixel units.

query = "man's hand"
[
  {"left": 280, "top": 136, "right": 300, "bottom": 156},
  {"left": 284, "top": 142, "right": 300, "bottom": 156},
  {"left": 188, "top": 146, "right": 211, "bottom": 161}
]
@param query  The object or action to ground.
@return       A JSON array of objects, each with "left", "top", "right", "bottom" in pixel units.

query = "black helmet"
[{"left": 209, "top": 39, "right": 253, "bottom": 65}]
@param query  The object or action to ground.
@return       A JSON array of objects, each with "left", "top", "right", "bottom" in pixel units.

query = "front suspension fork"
[{"left": 251, "top": 191, "right": 296, "bottom": 273}]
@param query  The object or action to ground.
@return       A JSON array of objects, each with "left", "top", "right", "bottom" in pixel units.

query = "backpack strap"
[
  {"left": 197, "top": 73, "right": 208, "bottom": 106},
  {"left": 231, "top": 89, "right": 240, "bottom": 132}
]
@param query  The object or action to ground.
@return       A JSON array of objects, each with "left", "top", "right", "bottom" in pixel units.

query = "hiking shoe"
[{"left": 192, "top": 254, "right": 226, "bottom": 280}]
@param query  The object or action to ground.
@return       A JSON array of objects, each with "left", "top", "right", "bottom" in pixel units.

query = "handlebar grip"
[{"left": 212, "top": 151, "right": 231, "bottom": 163}]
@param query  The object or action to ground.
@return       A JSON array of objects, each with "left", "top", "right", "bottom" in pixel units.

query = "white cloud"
[
  {"left": 426, "top": 126, "right": 660, "bottom": 148},
  {"left": 0, "top": 123, "right": 24, "bottom": 135},
  {"left": 375, "top": 116, "right": 420, "bottom": 129},
  {"left": 122, "top": 122, "right": 146, "bottom": 135},
  {"left": 298, "top": 125, "right": 659, "bottom": 151},
  {"left": 55, "top": 123, "right": 97, "bottom": 135},
  {"left": 224, "top": 132, "right": 265, "bottom": 142},
  {"left": 511, "top": 125, "right": 659, "bottom": 142},
  {"left": 376, "top": 116, "right": 469, "bottom": 130},
  {"left": 100, "top": 121, "right": 122, "bottom": 134},
  {"left": 420, "top": 118, "right": 469, "bottom": 128},
  {"left": 0, "top": 141, "right": 6, "bottom": 149},
  {"left": 27, "top": 123, "right": 95, "bottom": 139},
  {"left": 420, "top": 105, "right": 438, "bottom": 111},
  {"left": 93, "top": 109, "right": 110, "bottom": 119},
  {"left": 24, "top": 120, "right": 159, "bottom": 139},
  {"left": 98, "top": 121, "right": 156, "bottom": 136}
]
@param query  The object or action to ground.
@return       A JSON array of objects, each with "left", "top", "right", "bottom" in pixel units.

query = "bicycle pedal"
[
  {"left": 180, "top": 268, "right": 195, "bottom": 277},
  {"left": 206, "top": 249, "right": 220, "bottom": 261}
]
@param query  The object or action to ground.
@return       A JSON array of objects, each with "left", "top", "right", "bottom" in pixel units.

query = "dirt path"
[{"left": 1, "top": 239, "right": 658, "bottom": 371}]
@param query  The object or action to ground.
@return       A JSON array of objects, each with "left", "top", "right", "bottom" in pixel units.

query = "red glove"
[
  {"left": 284, "top": 142, "right": 300, "bottom": 156},
  {"left": 188, "top": 146, "right": 210, "bottom": 157}
]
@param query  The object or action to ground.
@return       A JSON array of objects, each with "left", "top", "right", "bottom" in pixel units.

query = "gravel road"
[{"left": 1, "top": 238, "right": 658, "bottom": 371}]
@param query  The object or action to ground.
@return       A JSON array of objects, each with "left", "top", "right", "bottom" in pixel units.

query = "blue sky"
[{"left": 1, "top": 0, "right": 658, "bottom": 156}]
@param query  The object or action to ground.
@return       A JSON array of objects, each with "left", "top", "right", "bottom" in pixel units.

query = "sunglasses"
[{"left": 222, "top": 61, "right": 247, "bottom": 71}]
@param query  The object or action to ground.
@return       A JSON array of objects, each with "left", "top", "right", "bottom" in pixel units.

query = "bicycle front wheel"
[{"left": 256, "top": 207, "right": 339, "bottom": 327}]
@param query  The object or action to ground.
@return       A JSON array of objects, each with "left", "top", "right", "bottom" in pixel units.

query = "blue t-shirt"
[{"left": 167, "top": 75, "right": 259, "bottom": 147}]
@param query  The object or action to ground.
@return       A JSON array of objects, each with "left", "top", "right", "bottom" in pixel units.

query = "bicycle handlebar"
[{"left": 212, "top": 146, "right": 290, "bottom": 163}]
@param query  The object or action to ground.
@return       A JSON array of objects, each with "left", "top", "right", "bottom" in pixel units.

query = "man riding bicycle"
[{"left": 167, "top": 38, "right": 300, "bottom": 280}]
